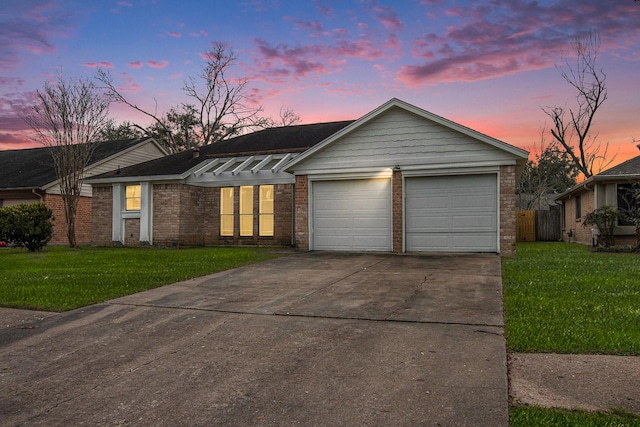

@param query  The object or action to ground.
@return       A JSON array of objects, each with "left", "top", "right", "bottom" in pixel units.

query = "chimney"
[{"left": 192, "top": 147, "right": 200, "bottom": 159}]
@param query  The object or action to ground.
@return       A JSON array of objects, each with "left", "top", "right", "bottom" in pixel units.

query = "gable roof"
[
  {"left": 0, "top": 138, "right": 158, "bottom": 190},
  {"left": 598, "top": 155, "right": 640, "bottom": 177},
  {"left": 88, "top": 121, "right": 354, "bottom": 181},
  {"left": 556, "top": 154, "right": 640, "bottom": 200},
  {"left": 284, "top": 98, "right": 529, "bottom": 170}
]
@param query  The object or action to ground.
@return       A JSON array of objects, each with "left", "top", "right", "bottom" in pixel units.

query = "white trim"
[
  {"left": 192, "top": 159, "right": 220, "bottom": 177},
  {"left": 251, "top": 155, "right": 273, "bottom": 173},
  {"left": 140, "top": 182, "right": 152, "bottom": 244},
  {"left": 298, "top": 168, "right": 395, "bottom": 179},
  {"left": 401, "top": 165, "right": 501, "bottom": 177},
  {"left": 272, "top": 153, "right": 293, "bottom": 172},
  {"left": 213, "top": 158, "right": 236, "bottom": 176},
  {"left": 232, "top": 156, "right": 254, "bottom": 175},
  {"left": 112, "top": 184, "right": 123, "bottom": 243}
]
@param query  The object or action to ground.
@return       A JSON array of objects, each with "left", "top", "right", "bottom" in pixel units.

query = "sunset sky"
[{"left": 1, "top": 0, "right": 639, "bottom": 168}]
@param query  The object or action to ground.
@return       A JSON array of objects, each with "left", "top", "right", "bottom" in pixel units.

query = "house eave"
[{"left": 556, "top": 173, "right": 640, "bottom": 201}]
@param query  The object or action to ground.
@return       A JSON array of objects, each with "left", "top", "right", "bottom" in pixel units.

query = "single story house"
[
  {"left": 556, "top": 154, "right": 640, "bottom": 245},
  {"left": 87, "top": 99, "right": 529, "bottom": 256},
  {"left": 0, "top": 138, "right": 167, "bottom": 244}
]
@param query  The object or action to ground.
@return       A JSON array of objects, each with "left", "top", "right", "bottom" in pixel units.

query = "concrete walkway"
[{"left": 0, "top": 252, "right": 507, "bottom": 426}]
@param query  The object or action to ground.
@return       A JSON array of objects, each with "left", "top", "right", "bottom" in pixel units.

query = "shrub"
[
  {"left": 582, "top": 205, "right": 619, "bottom": 247},
  {"left": 0, "top": 203, "right": 53, "bottom": 251}
]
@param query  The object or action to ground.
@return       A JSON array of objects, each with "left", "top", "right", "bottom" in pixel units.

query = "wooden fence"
[{"left": 516, "top": 208, "right": 561, "bottom": 242}]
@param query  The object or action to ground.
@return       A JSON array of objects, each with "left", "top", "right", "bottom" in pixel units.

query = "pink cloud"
[
  {"left": 118, "top": 77, "right": 142, "bottom": 94},
  {"left": 0, "top": 2, "right": 74, "bottom": 70},
  {"left": 398, "top": 1, "right": 640, "bottom": 87},
  {"left": 83, "top": 61, "right": 114, "bottom": 68},
  {"left": 371, "top": 5, "right": 403, "bottom": 31},
  {"left": 169, "top": 73, "right": 183, "bottom": 80},
  {"left": 147, "top": 60, "right": 169, "bottom": 69},
  {"left": 128, "top": 61, "right": 143, "bottom": 69},
  {"left": 167, "top": 31, "right": 181, "bottom": 38}
]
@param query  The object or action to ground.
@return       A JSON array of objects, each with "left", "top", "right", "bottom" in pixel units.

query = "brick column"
[
  {"left": 500, "top": 165, "right": 517, "bottom": 257},
  {"left": 392, "top": 170, "right": 403, "bottom": 253},
  {"left": 294, "top": 175, "right": 309, "bottom": 250}
]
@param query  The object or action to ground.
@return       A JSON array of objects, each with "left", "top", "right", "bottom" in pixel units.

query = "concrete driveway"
[{"left": 0, "top": 252, "right": 507, "bottom": 426}]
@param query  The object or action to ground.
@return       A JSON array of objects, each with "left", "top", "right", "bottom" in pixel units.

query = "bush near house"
[{"left": 0, "top": 203, "right": 53, "bottom": 252}]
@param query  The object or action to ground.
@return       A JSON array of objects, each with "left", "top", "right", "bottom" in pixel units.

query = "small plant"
[
  {"left": 0, "top": 203, "right": 53, "bottom": 252},
  {"left": 582, "top": 205, "right": 619, "bottom": 247}
]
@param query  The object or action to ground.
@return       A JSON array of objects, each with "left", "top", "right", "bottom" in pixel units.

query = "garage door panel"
[
  {"left": 406, "top": 175, "right": 497, "bottom": 252},
  {"left": 452, "top": 213, "right": 496, "bottom": 229},
  {"left": 312, "top": 179, "right": 391, "bottom": 251}
]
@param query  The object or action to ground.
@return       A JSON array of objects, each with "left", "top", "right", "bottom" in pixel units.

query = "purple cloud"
[
  {"left": 0, "top": 1, "right": 75, "bottom": 70},
  {"left": 128, "top": 61, "right": 143, "bottom": 69},
  {"left": 398, "top": 0, "right": 640, "bottom": 86},
  {"left": 371, "top": 5, "right": 403, "bottom": 31}
]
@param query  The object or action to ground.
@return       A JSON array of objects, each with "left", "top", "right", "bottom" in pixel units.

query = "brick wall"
[
  {"left": 44, "top": 193, "right": 92, "bottom": 245},
  {"left": 124, "top": 218, "right": 140, "bottom": 246},
  {"left": 178, "top": 184, "right": 205, "bottom": 246},
  {"left": 561, "top": 191, "right": 595, "bottom": 245},
  {"left": 91, "top": 186, "right": 113, "bottom": 245},
  {"left": 392, "top": 171, "right": 403, "bottom": 252},
  {"left": 152, "top": 184, "right": 195, "bottom": 247},
  {"left": 149, "top": 183, "right": 294, "bottom": 247},
  {"left": 499, "top": 165, "right": 517, "bottom": 257},
  {"left": 294, "top": 175, "right": 309, "bottom": 250},
  {"left": 204, "top": 184, "right": 293, "bottom": 246}
]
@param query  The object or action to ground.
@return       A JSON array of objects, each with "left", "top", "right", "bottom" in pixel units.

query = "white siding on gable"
[
  {"left": 88, "top": 142, "right": 165, "bottom": 178},
  {"left": 47, "top": 141, "right": 166, "bottom": 197},
  {"left": 293, "top": 108, "right": 516, "bottom": 173}
]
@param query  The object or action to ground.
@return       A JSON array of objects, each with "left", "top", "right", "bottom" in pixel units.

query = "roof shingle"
[
  {"left": 0, "top": 139, "right": 150, "bottom": 189},
  {"left": 91, "top": 121, "right": 355, "bottom": 179}
]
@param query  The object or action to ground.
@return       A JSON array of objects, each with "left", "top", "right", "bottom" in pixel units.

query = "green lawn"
[
  {"left": 504, "top": 242, "right": 640, "bottom": 425},
  {"left": 503, "top": 242, "right": 640, "bottom": 355},
  {"left": 0, "top": 246, "right": 282, "bottom": 311},
  {"left": 510, "top": 406, "right": 640, "bottom": 427}
]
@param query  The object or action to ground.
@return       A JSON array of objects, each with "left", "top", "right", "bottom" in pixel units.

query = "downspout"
[{"left": 32, "top": 189, "right": 44, "bottom": 202}]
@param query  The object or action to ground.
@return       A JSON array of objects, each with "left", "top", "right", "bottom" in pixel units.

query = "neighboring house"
[
  {"left": 87, "top": 99, "right": 529, "bottom": 256},
  {"left": 0, "top": 138, "right": 167, "bottom": 244},
  {"left": 556, "top": 154, "right": 640, "bottom": 245}
]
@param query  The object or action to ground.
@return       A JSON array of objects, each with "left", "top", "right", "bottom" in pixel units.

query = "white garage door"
[
  {"left": 312, "top": 178, "right": 392, "bottom": 251},
  {"left": 405, "top": 174, "right": 497, "bottom": 252}
]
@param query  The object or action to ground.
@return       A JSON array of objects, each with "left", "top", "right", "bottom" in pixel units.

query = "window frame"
[
  {"left": 220, "top": 187, "right": 234, "bottom": 237},
  {"left": 125, "top": 184, "right": 141, "bottom": 211},
  {"left": 259, "top": 185, "right": 274, "bottom": 237},
  {"left": 575, "top": 194, "right": 582, "bottom": 220},
  {"left": 239, "top": 186, "right": 254, "bottom": 237}
]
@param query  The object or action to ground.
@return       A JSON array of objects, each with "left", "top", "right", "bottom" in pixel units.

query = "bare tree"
[
  {"left": 97, "top": 42, "right": 267, "bottom": 153},
  {"left": 25, "top": 74, "right": 109, "bottom": 247},
  {"left": 544, "top": 30, "right": 612, "bottom": 178},
  {"left": 267, "top": 106, "right": 302, "bottom": 127}
]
